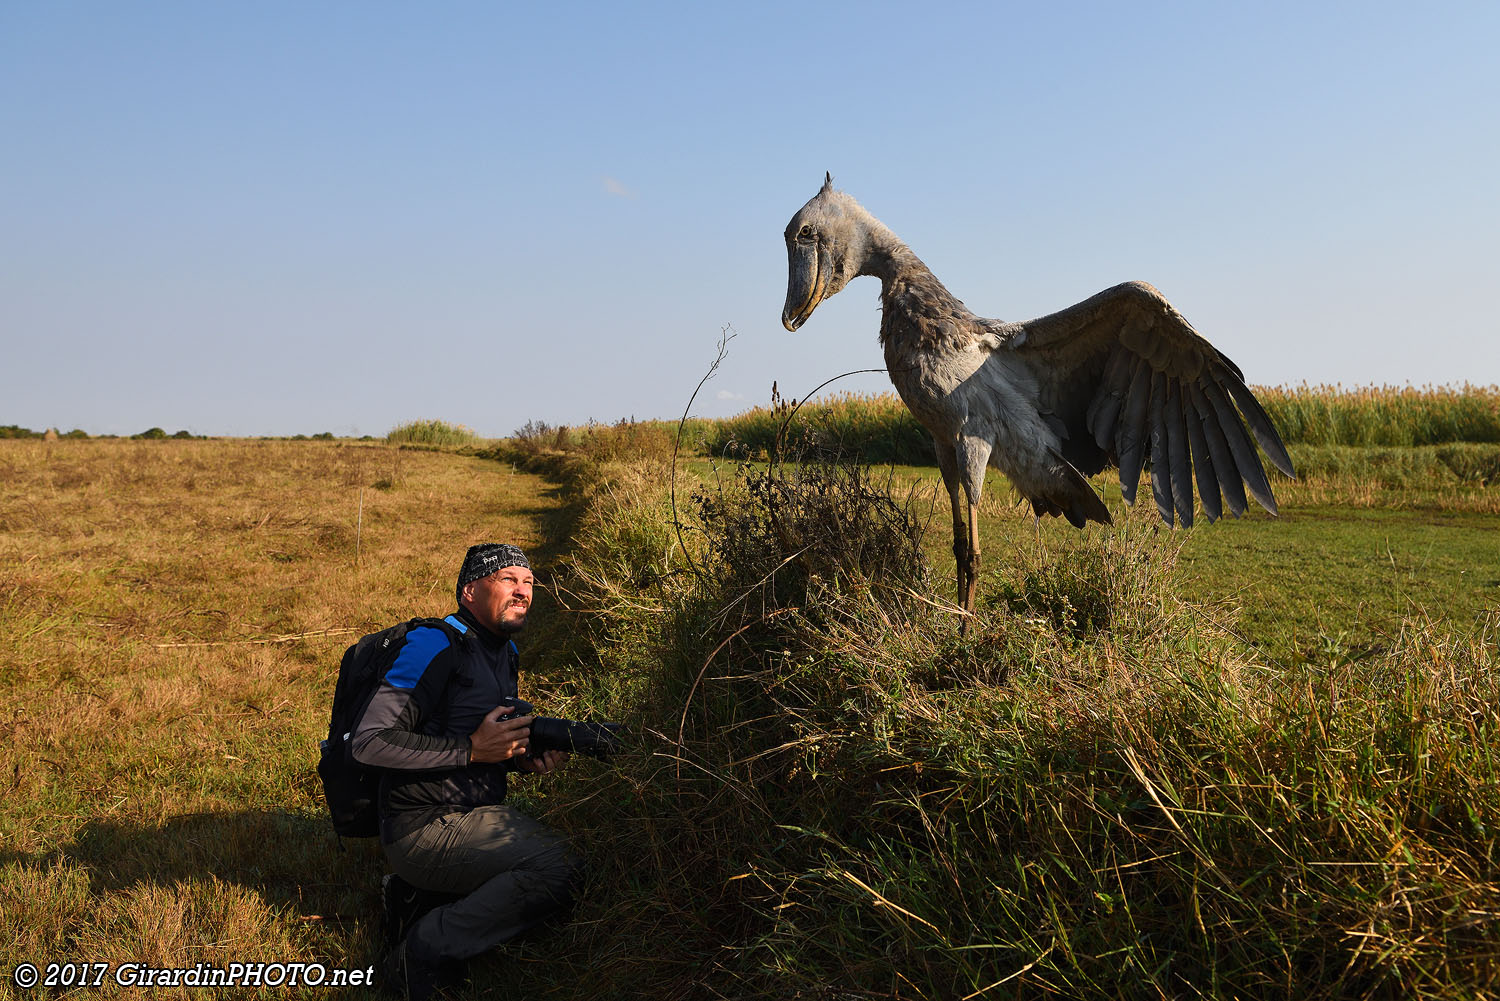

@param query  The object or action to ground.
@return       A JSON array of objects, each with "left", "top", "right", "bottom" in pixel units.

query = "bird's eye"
[{"left": 797, "top": 225, "right": 814, "bottom": 240}]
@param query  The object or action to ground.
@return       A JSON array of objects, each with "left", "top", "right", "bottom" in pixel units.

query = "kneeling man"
[{"left": 353, "top": 543, "right": 580, "bottom": 999}]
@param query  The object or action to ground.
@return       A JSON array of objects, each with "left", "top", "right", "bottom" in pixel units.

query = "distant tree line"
[
  {"left": 1, "top": 425, "right": 90, "bottom": 439},
  {"left": 0, "top": 425, "right": 206, "bottom": 439},
  {"left": 0, "top": 426, "right": 355, "bottom": 440}
]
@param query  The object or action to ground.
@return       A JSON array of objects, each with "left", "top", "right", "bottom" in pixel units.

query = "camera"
[{"left": 496, "top": 697, "right": 623, "bottom": 760}]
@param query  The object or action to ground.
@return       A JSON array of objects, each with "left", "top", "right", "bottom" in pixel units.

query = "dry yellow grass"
[{"left": 0, "top": 439, "right": 566, "bottom": 995}]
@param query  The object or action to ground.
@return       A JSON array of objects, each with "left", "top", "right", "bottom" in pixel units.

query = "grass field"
[
  {"left": 847, "top": 461, "right": 1500, "bottom": 666},
  {"left": 1, "top": 433, "right": 1496, "bottom": 999},
  {"left": 0, "top": 439, "right": 572, "bottom": 998}
]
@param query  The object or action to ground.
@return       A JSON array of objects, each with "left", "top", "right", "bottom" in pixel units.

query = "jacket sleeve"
[{"left": 351, "top": 625, "right": 470, "bottom": 771}]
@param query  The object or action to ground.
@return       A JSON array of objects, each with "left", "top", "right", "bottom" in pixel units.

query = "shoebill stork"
[{"left": 780, "top": 175, "right": 1295, "bottom": 623}]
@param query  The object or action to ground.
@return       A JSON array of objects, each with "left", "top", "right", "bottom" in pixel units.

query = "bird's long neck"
[
  {"left": 853, "top": 214, "right": 918, "bottom": 286},
  {"left": 854, "top": 218, "right": 972, "bottom": 351}
]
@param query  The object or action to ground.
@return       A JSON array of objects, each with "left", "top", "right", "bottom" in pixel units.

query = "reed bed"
[
  {"left": 1258, "top": 383, "right": 1500, "bottom": 447},
  {"left": 702, "top": 385, "right": 1500, "bottom": 466}
]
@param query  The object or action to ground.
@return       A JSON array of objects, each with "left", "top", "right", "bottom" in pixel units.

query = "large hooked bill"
[{"left": 781, "top": 241, "right": 828, "bottom": 331}]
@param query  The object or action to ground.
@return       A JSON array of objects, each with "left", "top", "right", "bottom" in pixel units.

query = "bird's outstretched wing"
[{"left": 1002, "top": 281, "right": 1295, "bottom": 527}]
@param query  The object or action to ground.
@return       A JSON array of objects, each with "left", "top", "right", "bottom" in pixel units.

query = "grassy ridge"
[{"left": 493, "top": 432, "right": 1500, "bottom": 999}]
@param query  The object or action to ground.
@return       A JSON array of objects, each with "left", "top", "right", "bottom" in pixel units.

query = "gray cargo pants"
[{"left": 384, "top": 804, "right": 582, "bottom": 962}]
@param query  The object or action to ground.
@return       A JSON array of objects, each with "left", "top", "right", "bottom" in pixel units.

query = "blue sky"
[{"left": 3, "top": 2, "right": 1496, "bottom": 437}]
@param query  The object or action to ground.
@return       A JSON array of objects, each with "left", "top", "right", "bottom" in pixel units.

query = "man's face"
[{"left": 461, "top": 565, "right": 534, "bottom": 633}]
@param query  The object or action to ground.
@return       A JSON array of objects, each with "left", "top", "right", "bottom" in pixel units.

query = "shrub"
[
  {"left": 578, "top": 419, "right": 679, "bottom": 466},
  {"left": 385, "top": 418, "right": 477, "bottom": 447},
  {"left": 511, "top": 419, "right": 571, "bottom": 457},
  {"left": 693, "top": 452, "right": 929, "bottom": 618}
]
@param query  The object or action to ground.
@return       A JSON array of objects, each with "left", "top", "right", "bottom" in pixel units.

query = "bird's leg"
[
  {"left": 948, "top": 496, "right": 971, "bottom": 634},
  {"left": 936, "top": 438, "right": 984, "bottom": 633},
  {"left": 953, "top": 436, "right": 991, "bottom": 635},
  {"left": 952, "top": 517, "right": 969, "bottom": 609},
  {"left": 963, "top": 501, "right": 982, "bottom": 617},
  {"left": 936, "top": 444, "right": 970, "bottom": 630}
]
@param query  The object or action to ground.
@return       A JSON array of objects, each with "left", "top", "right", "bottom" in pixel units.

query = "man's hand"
[
  {"left": 516, "top": 749, "right": 569, "bottom": 775},
  {"left": 468, "top": 704, "right": 533, "bottom": 763}
]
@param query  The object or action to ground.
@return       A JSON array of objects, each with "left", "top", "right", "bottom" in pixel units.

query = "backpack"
[{"left": 317, "top": 615, "right": 467, "bottom": 839}]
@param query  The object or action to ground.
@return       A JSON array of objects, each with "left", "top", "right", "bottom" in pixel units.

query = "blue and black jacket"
[{"left": 350, "top": 605, "right": 519, "bottom": 842}]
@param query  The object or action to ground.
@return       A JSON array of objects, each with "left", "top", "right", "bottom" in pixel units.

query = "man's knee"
[{"left": 531, "top": 835, "right": 585, "bottom": 906}]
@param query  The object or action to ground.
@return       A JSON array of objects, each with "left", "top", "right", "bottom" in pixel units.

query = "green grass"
[
  {"left": 945, "top": 476, "right": 1500, "bottom": 666},
  {"left": 1172, "top": 505, "right": 1500, "bottom": 664}
]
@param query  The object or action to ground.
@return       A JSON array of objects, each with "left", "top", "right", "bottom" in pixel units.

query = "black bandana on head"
[{"left": 456, "top": 543, "right": 530, "bottom": 603}]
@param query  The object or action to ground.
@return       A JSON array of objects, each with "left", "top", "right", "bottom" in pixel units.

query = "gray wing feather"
[
  {"left": 1165, "top": 380, "right": 1195, "bottom": 527},
  {"left": 1086, "top": 347, "right": 1134, "bottom": 449},
  {"left": 1202, "top": 379, "right": 1278, "bottom": 515},
  {"left": 1115, "top": 357, "right": 1152, "bottom": 505},
  {"left": 1222, "top": 377, "right": 1297, "bottom": 478},
  {"left": 1182, "top": 392, "right": 1222, "bottom": 523},
  {"left": 1189, "top": 383, "right": 1247, "bottom": 518},
  {"left": 1148, "top": 370, "right": 1174, "bottom": 526}
]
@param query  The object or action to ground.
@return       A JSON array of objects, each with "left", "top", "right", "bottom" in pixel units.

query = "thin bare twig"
[{"left": 670, "top": 325, "right": 736, "bottom": 578}]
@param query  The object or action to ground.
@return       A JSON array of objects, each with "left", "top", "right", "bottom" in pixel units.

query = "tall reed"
[
  {"left": 1257, "top": 382, "right": 1500, "bottom": 446},
  {"left": 704, "top": 385, "right": 1500, "bottom": 463}
]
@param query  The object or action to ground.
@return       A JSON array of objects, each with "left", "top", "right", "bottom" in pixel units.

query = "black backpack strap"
[
  {"left": 378, "top": 614, "right": 471, "bottom": 731},
  {"left": 346, "top": 616, "right": 467, "bottom": 756}
]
